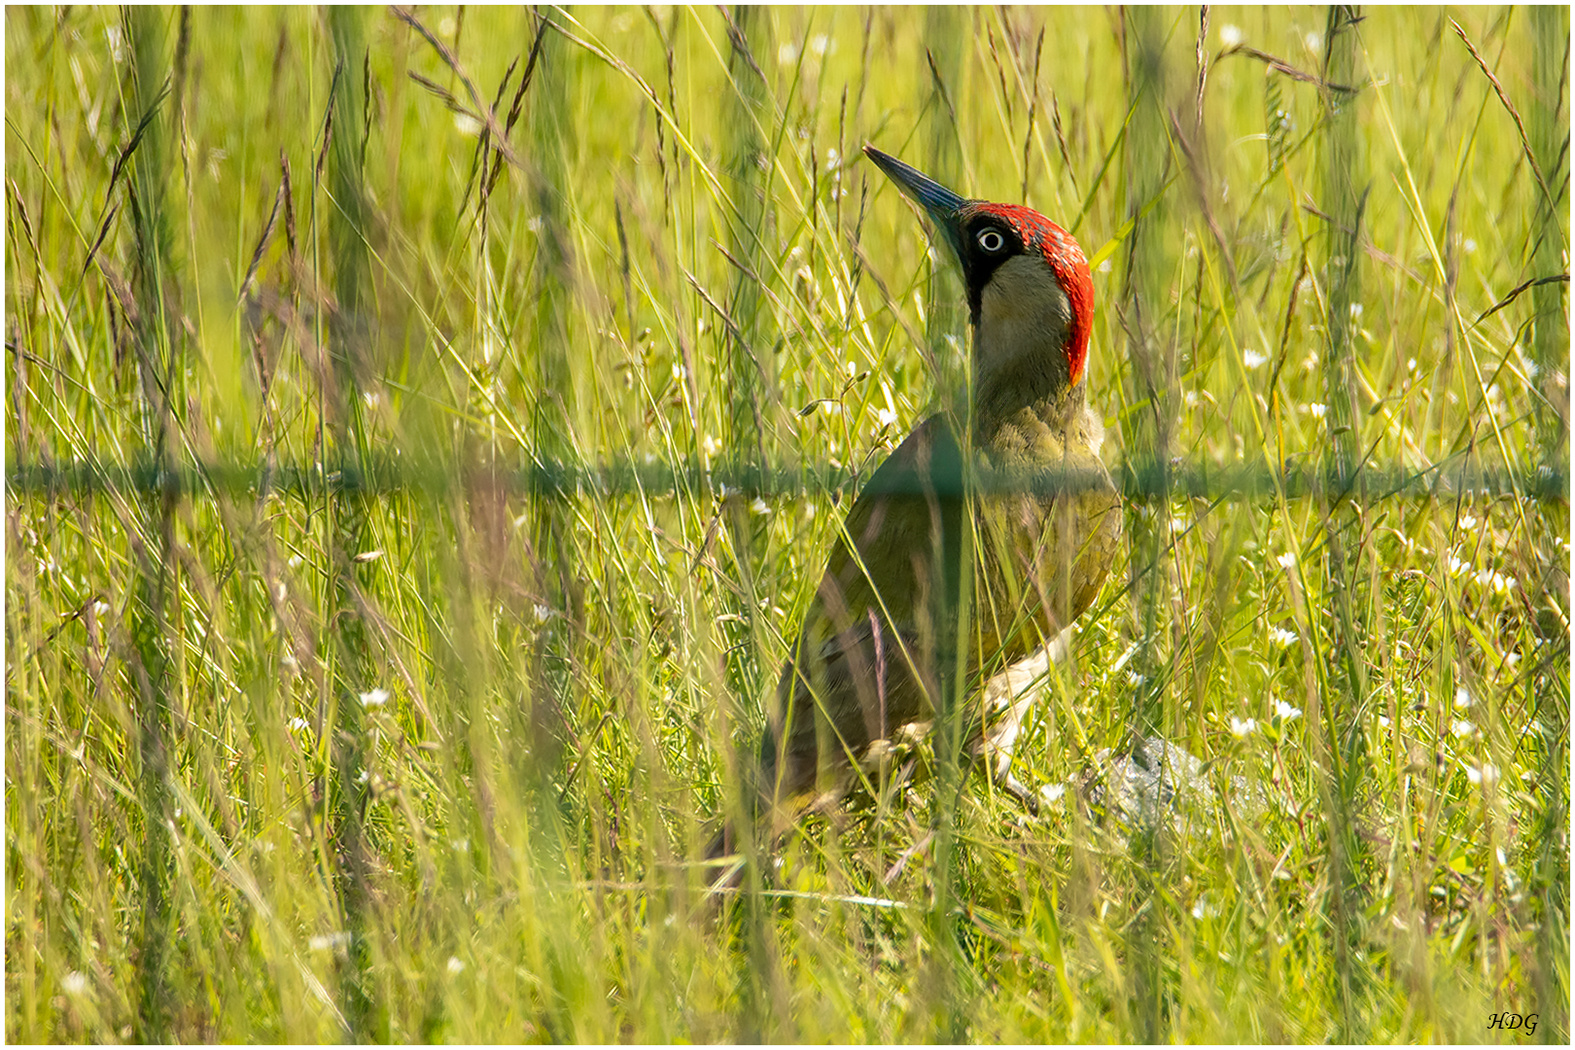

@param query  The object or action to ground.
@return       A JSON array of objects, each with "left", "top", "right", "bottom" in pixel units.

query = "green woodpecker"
[{"left": 717, "top": 146, "right": 1121, "bottom": 867}]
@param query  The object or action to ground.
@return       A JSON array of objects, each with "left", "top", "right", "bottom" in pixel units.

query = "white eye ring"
[{"left": 977, "top": 228, "right": 1006, "bottom": 253}]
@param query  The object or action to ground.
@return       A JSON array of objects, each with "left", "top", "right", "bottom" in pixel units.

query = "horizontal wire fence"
[{"left": 8, "top": 457, "right": 1568, "bottom": 501}]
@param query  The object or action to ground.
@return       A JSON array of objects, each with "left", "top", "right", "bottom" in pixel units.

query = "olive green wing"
[{"left": 761, "top": 416, "right": 966, "bottom": 804}]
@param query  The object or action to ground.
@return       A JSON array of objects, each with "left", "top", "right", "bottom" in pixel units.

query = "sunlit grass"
[{"left": 5, "top": 5, "right": 1568, "bottom": 1042}]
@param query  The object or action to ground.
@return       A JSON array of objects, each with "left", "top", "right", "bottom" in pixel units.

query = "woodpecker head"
[{"left": 864, "top": 145, "right": 1095, "bottom": 398}]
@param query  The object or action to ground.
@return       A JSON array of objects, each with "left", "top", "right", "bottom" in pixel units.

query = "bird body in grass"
[{"left": 713, "top": 147, "right": 1121, "bottom": 872}]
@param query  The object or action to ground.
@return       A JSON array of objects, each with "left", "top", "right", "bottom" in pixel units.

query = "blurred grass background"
[{"left": 5, "top": 4, "right": 1569, "bottom": 1041}]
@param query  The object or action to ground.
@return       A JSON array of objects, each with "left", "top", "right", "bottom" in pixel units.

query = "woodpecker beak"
[{"left": 863, "top": 145, "right": 968, "bottom": 262}]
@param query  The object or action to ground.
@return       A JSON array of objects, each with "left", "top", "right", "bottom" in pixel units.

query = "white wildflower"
[
  {"left": 875, "top": 407, "right": 898, "bottom": 428},
  {"left": 1243, "top": 349, "right": 1268, "bottom": 370},
  {"left": 452, "top": 112, "right": 483, "bottom": 138},
  {"left": 1307, "top": 402, "right": 1328, "bottom": 419},
  {"left": 1458, "top": 514, "right": 1479, "bottom": 531},
  {"left": 702, "top": 434, "right": 722, "bottom": 458},
  {"left": 1220, "top": 23, "right": 1243, "bottom": 47},
  {"left": 1464, "top": 762, "right": 1499, "bottom": 786},
  {"left": 1269, "top": 626, "right": 1298, "bottom": 648},
  {"left": 62, "top": 971, "right": 88, "bottom": 996},
  {"left": 359, "top": 688, "right": 390, "bottom": 709},
  {"left": 288, "top": 717, "right": 310, "bottom": 732},
  {"left": 1039, "top": 782, "right": 1067, "bottom": 804},
  {"left": 1276, "top": 551, "right": 1297, "bottom": 569},
  {"left": 1451, "top": 718, "right": 1476, "bottom": 739},
  {"left": 1454, "top": 686, "right": 1473, "bottom": 709},
  {"left": 1230, "top": 716, "right": 1258, "bottom": 738},
  {"left": 447, "top": 956, "right": 465, "bottom": 975},
  {"left": 533, "top": 604, "right": 553, "bottom": 623},
  {"left": 1273, "top": 699, "right": 1302, "bottom": 723},
  {"left": 749, "top": 497, "right": 772, "bottom": 517},
  {"left": 309, "top": 932, "right": 350, "bottom": 952}
]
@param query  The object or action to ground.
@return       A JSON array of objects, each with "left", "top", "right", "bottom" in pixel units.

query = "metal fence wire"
[{"left": 8, "top": 456, "right": 1568, "bottom": 501}]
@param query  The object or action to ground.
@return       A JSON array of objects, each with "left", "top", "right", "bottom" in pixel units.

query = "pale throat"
[{"left": 971, "top": 254, "right": 1082, "bottom": 429}]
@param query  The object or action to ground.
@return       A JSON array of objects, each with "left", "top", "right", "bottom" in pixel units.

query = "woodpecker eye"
[{"left": 976, "top": 228, "right": 1006, "bottom": 253}]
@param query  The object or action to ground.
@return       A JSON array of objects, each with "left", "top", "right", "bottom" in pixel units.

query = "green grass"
[{"left": 6, "top": 5, "right": 1568, "bottom": 1042}]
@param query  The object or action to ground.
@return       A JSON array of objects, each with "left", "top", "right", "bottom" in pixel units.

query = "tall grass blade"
[
  {"left": 1528, "top": 5, "right": 1571, "bottom": 1041},
  {"left": 1119, "top": 5, "right": 1175, "bottom": 1041},
  {"left": 922, "top": 9, "right": 972, "bottom": 1041},
  {"left": 522, "top": 13, "right": 578, "bottom": 797},
  {"left": 121, "top": 7, "right": 178, "bottom": 1040},
  {"left": 1316, "top": 6, "right": 1374, "bottom": 1039},
  {"left": 323, "top": 7, "right": 388, "bottom": 1040},
  {"left": 924, "top": 6, "right": 967, "bottom": 403},
  {"left": 717, "top": 5, "right": 785, "bottom": 1038}
]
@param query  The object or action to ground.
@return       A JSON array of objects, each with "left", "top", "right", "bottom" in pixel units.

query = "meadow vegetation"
[{"left": 5, "top": 5, "right": 1569, "bottom": 1041}]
